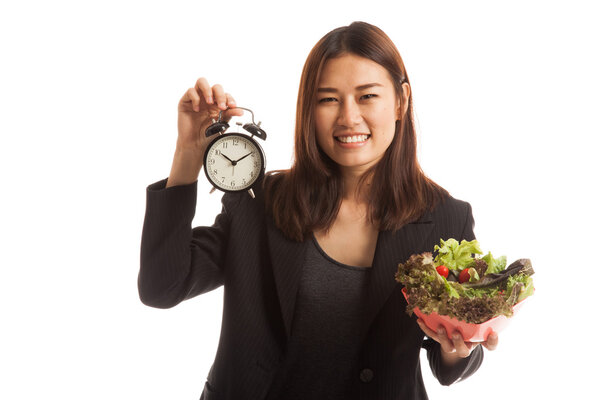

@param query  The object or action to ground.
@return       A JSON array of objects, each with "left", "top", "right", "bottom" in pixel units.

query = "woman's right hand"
[
  {"left": 167, "top": 78, "right": 244, "bottom": 187},
  {"left": 176, "top": 77, "right": 244, "bottom": 152}
]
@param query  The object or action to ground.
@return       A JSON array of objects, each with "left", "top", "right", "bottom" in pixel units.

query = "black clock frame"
[{"left": 203, "top": 132, "right": 266, "bottom": 194}]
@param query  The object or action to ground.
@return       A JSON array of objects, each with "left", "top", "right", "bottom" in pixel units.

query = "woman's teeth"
[{"left": 335, "top": 134, "right": 370, "bottom": 143}]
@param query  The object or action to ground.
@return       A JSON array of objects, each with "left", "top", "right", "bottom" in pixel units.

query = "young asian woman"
[{"left": 139, "top": 21, "right": 498, "bottom": 400}]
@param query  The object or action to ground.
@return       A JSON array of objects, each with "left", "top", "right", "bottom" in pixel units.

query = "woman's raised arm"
[{"left": 167, "top": 77, "right": 243, "bottom": 188}]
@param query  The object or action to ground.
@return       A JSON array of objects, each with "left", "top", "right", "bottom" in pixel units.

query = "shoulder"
[
  {"left": 435, "top": 194, "right": 472, "bottom": 217},
  {"left": 422, "top": 192, "right": 475, "bottom": 241},
  {"left": 220, "top": 171, "right": 280, "bottom": 216},
  {"left": 423, "top": 192, "right": 473, "bottom": 225},
  {"left": 261, "top": 170, "right": 288, "bottom": 192}
]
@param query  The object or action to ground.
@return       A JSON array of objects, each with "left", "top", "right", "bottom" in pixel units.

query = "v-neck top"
[{"left": 265, "top": 235, "right": 371, "bottom": 400}]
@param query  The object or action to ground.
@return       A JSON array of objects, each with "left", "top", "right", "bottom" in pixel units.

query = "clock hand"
[
  {"left": 234, "top": 152, "right": 253, "bottom": 163},
  {"left": 220, "top": 153, "right": 236, "bottom": 165}
]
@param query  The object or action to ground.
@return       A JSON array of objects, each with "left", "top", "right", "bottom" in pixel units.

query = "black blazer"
[{"left": 139, "top": 177, "right": 483, "bottom": 400}]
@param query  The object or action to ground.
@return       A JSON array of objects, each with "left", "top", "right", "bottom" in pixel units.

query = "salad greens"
[
  {"left": 482, "top": 251, "right": 507, "bottom": 274},
  {"left": 395, "top": 238, "right": 535, "bottom": 324},
  {"left": 433, "top": 238, "right": 482, "bottom": 270}
]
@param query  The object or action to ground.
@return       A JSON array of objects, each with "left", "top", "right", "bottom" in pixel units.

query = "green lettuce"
[
  {"left": 506, "top": 273, "right": 535, "bottom": 303},
  {"left": 433, "top": 238, "right": 482, "bottom": 270},
  {"left": 482, "top": 251, "right": 507, "bottom": 274},
  {"left": 468, "top": 267, "right": 480, "bottom": 282}
]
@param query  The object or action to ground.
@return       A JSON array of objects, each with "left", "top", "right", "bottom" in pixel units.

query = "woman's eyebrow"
[{"left": 317, "top": 83, "right": 383, "bottom": 93}]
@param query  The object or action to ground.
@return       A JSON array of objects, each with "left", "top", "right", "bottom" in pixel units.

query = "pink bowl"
[{"left": 401, "top": 288, "right": 528, "bottom": 342}]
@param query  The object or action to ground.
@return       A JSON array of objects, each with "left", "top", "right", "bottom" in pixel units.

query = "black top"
[{"left": 266, "top": 236, "right": 371, "bottom": 400}]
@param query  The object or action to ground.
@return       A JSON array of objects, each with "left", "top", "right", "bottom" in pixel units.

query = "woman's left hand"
[{"left": 416, "top": 318, "right": 498, "bottom": 362}]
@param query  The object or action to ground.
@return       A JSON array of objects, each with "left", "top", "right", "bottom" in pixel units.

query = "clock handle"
[
  {"left": 243, "top": 122, "right": 267, "bottom": 141},
  {"left": 211, "top": 107, "right": 268, "bottom": 141},
  {"left": 206, "top": 120, "right": 229, "bottom": 137}
]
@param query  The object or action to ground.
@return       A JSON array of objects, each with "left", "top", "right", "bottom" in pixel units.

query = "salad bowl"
[{"left": 402, "top": 287, "right": 528, "bottom": 342}]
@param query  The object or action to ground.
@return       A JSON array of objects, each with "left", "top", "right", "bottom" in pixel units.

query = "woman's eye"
[
  {"left": 360, "top": 94, "right": 378, "bottom": 100},
  {"left": 318, "top": 97, "right": 337, "bottom": 103}
]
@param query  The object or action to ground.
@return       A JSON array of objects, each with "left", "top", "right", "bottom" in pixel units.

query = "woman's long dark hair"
[{"left": 263, "top": 21, "right": 448, "bottom": 242}]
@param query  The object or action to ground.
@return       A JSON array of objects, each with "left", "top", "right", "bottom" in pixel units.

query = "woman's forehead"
[{"left": 318, "top": 54, "right": 393, "bottom": 88}]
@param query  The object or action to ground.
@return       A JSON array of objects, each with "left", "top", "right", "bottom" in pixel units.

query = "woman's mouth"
[{"left": 334, "top": 134, "right": 371, "bottom": 144}]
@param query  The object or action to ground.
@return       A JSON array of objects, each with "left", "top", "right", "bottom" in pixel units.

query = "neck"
[{"left": 340, "top": 167, "right": 371, "bottom": 204}]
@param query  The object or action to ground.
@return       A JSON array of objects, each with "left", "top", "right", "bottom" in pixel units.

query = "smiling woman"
[
  {"left": 139, "top": 20, "right": 491, "bottom": 400},
  {"left": 263, "top": 22, "right": 448, "bottom": 243}
]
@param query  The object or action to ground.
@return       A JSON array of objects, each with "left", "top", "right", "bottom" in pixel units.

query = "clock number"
[
  {"left": 233, "top": 138, "right": 239, "bottom": 146},
  {"left": 209, "top": 159, "right": 215, "bottom": 165},
  {"left": 222, "top": 142, "right": 228, "bottom": 149},
  {"left": 231, "top": 181, "right": 235, "bottom": 187},
  {"left": 221, "top": 177, "right": 225, "bottom": 183},
  {"left": 215, "top": 149, "right": 221, "bottom": 156},
  {"left": 213, "top": 169, "right": 218, "bottom": 175}
]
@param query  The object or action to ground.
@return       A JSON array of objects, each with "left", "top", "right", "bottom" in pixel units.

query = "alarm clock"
[{"left": 203, "top": 107, "right": 267, "bottom": 198}]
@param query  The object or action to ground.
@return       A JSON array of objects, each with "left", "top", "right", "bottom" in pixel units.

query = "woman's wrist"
[
  {"left": 440, "top": 347, "right": 465, "bottom": 366},
  {"left": 166, "top": 146, "right": 206, "bottom": 188}
]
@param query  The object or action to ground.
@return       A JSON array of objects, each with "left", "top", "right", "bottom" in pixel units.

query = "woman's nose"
[{"left": 337, "top": 99, "right": 362, "bottom": 127}]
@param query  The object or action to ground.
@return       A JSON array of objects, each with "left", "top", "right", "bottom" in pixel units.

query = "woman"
[{"left": 139, "top": 21, "right": 498, "bottom": 399}]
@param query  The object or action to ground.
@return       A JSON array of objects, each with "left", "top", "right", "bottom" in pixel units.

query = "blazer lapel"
[
  {"left": 265, "top": 217, "right": 307, "bottom": 339},
  {"left": 265, "top": 212, "right": 434, "bottom": 340},
  {"left": 360, "top": 218, "right": 434, "bottom": 338}
]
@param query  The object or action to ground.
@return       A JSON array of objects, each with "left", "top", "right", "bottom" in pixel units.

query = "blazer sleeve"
[
  {"left": 138, "top": 178, "right": 238, "bottom": 309},
  {"left": 422, "top": 200, "right": 484, "bottom": 385}
]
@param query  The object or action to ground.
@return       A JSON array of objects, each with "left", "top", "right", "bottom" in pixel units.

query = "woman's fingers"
[
  {"left": 195, "top": 77, "right": 213, "bottom": 105},
  {"left": 449, "top": 331, "right": 474, "bottom": 358},
  {"left": 193, "top": 78, "right": 226, "bottom": 109},
  {"left": 211, "top": 84, "right": 228, "bottom": 110},
  {"left": 191, "top": 78, "right": 239, "bottom": 115},
  {"left": 416, "top": 319, "right": 455, "bottom": 353},
  {"left": 436, "top": 326, "right": 458, "bottom": 354},
  {"left": 181, "top": 78, "right": 248, "bottom": 132},
  {"left": 225, "top": 93, "right": 237, "bottom": 109},
  {"left": 181, "top": 87, "right": 202, "bottom": 112},
  {"left": 416, "top": 318, "right": 436, "bottom": 338},
  {"left": 416, "top": 319, "right": 497, "bottom": 358},
  {"left": 482, "top": 332, "right": 499, "bottom": 351},
  {"left": 416, "top": 319, "right": 481, "bottom": 358},
  {"left": 176, "top": 77, "right": 246, "bottom": 153}
]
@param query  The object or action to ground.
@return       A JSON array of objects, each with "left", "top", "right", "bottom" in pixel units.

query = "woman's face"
[{"left": 314, "top": 53, "right": 404, "bottom": 175}]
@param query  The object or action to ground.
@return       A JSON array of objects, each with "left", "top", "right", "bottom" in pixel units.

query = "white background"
[{"left": 1, "top": 0, "right": 598, "bottom": 398}]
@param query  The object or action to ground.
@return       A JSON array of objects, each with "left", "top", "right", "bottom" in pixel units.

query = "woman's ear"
[{"left": 398, "top": 82, "right": 411, "bottom": 118}]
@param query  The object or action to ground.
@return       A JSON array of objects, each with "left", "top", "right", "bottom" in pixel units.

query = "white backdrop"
[{"left": 1, "top": 0, "right": 598, "bottom": 399}]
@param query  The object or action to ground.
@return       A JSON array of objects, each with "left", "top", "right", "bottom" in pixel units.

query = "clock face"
[{"left": 204, "top": 133, "right": 265, "bottom": 192}]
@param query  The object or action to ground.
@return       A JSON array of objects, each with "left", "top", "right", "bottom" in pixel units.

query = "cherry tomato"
[
  {"left": 459, "top": 268, "right": 472, "bottom": 283},
  {"left": 436, "top": 265, "right": 449, "bottom": 278}
]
